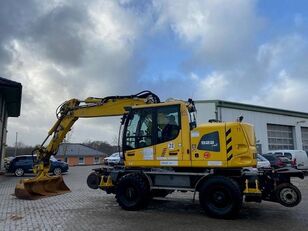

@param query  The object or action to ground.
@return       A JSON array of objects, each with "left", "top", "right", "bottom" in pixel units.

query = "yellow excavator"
[
  {"left": 15, "top": 91, "right": 161, "bottom": 199},
  {"left": 15, "top": 90, "right": 304, "bottom": 219}
]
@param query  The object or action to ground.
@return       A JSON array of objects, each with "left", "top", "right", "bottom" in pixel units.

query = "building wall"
[
  {"left": 195, "top": 102, "right": 308, "bottom": 153},
  {"left": 194, "top": 102, "right": 217, "bottom": 123},
  {"left": 219, "top": 108, "right": 308, "bottom": 153},
  {"left": 58, "top": 156, "right": 103, "bottom": 166}
]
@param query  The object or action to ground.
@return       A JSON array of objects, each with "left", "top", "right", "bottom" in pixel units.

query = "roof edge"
[{"left": 195, "top": 99, "right": 308, "bottom": 119}]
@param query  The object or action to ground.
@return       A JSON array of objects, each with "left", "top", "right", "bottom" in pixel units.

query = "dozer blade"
[{"left": 15, "top": 175, "right": 70, "bottom": 200}]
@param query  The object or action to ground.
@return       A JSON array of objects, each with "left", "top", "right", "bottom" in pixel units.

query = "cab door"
[
  {"left": 155, "top": 105, "right": 183, "bottom": 167},
  {"left": 123, "top": 108, "right": 156, "bottom": 167}
]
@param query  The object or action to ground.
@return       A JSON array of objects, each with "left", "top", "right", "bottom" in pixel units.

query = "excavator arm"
[{"left": 15, "top": 91, "right": 160, "bottom": 199}]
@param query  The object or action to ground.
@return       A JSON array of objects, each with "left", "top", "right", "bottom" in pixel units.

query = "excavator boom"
[{"left": 15, "top": 91, "right": 160, "bottom": 199}]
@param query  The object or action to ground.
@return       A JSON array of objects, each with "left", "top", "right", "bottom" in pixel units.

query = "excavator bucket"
[{"left": 15, "top": 175, "right": 70, "bottom": 200}]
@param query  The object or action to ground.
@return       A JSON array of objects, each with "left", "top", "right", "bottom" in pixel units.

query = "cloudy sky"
[{"left": 1, "top": 0, "right": 308, "bottom": 146}]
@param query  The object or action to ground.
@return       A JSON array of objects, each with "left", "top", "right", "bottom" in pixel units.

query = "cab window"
[
  {"left": 198, "top": 131, "right": 220, "bottom": 152},
  {"left": 157, "top": 105, "right": 180, "bottom": 143},
  {"left": 125, "top": 109, "right": 153, "bottom": 150}
]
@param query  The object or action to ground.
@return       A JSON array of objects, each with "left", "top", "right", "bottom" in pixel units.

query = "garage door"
[
  {"left": 267, "top": 124, "right": 294, "bottom": 150},
  {"left": 301, "top": 127, "right": 308, "bottom": 152}
]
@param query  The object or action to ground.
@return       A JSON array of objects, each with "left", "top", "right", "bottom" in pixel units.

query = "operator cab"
[
  {"left": 121, "top": 101, "right": 192, "bottom": 167},
  {"left": 124, "top": 104, "right": 180, "bottom": 150}
]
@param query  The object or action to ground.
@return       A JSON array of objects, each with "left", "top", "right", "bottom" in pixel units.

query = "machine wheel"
[
  {"left": 275, "top": 183, "right": 301, "bottom": 207},
  {"left": 87, "top": 172, "right": 101, "bottom": 189},
  {"left": 53, "top": 167, "right": 62, "bottom": 176},
  {"left": 199, "top": 176, "right": 242, "bottom": 219},
  {"left": 151, "top": 189, "right": 172, "bottom": 198},
  {"left": 14, "top": 168, "right": 24, "bottom": 177},
  {"left": 116, "top": 173, "right": 150, "bottom": 211}
]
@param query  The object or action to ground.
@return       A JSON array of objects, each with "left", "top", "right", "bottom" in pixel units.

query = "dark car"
[
  {"left": 262, "top": 154, "right": 292, "bottom": 169},
  {"left": 6, "top": 155, "right": 69, "bottom": 177}
]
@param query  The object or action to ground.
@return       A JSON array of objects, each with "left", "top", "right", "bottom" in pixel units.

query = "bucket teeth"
[{"left": 14, "top": 176, "right": 70, "bottom": 200}]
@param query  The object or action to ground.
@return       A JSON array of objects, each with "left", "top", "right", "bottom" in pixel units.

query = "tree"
[{"left": 83, "top": 140, "right": 118, "bottom": 155}]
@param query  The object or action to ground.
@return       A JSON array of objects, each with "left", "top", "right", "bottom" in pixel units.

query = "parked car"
[
  {"left": 256, "top": 154, "right": 271, "bottom": 168},
  {"left": 4, "top": 157, "right": 14, "bottom": 170},
  {"left": 267, "top": 150, "right": 308, "bottom": 170},
  {"left": 5, "top": 155, "right": 69, "bottom": 177},
  {"left": 262, "top": 154, "right": 292, "bottom": 169},
  {"left": 243, "top": 154, "right": 271, "bottom": 172},
  {"left": 104, "top": 152, "right": 122, "bottom": 166}
]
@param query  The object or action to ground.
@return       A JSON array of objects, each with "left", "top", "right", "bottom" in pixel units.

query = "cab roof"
[{"left": 132, "top": 100, "right": 186, "bottom": 109}]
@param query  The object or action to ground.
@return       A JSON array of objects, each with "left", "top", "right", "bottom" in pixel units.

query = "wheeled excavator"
[{"left": 15, "top": 90, "right": 304, "bottom": 219}]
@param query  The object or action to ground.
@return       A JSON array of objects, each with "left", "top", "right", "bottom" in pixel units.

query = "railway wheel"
[{"left": 275, "top": 183, "right": 301, "bottom": 207}]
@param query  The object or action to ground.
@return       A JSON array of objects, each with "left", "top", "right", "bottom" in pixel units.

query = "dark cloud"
[
  {"left": 0, "top": 0, "right": 38, "bottom": 71},
  {"left": 29, "top": 4, "right": 89, "bottom": 66},
  {"left": 2, "top": 0, "right": 308, "bottom": 146}
]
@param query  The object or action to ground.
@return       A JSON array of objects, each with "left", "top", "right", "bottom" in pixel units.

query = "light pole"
[{"left": 14, "top": 132, "right": 18, "bottom": 157}]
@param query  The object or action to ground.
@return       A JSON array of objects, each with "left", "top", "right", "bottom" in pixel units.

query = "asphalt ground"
[{"left": 1, "top": 166, "right": 308, "bottom": 231}]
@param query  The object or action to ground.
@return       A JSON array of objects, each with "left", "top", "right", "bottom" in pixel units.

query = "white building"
[{"left": 195, "top": 100, "right": 308, "bottom": 154}]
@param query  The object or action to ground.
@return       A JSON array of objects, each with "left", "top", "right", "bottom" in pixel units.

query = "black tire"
[
  {"left": 87, "top": 172, "right": 101, "bottom": 189},
  {"left": 53, "top": 167, "right": 62, "bottom": 176},
  {"left": 116, "top": 173, "right": 150, "bottom": 211},
  {"left": 199, "top": 176, "right": 242, "bottom": 219},
  {"left": 151, "top": 189, "right": 171, "bottom": 198},
  {"left": 275, "top": 183, "right": 301, "bottom": 207},
  {"left": 14, "top": 168, "right": 24, "bottom": 177}
]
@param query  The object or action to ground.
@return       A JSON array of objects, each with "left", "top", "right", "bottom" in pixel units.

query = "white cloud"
[
  {"left": 2, "top": 0, "right": 308, "bottom": 147},
  {"left": 246, "top": 34, "right": 308, "bottom": 110},
  {"left": 4, "top": 1, "right": 146, "bottom": 146},
  {"left": 194, "top": 71, "right": 229, "bottom": 99},
  {"left": 257, "top": 34, "right": 307, "bottom": 73},
  {"left": 153, "top": 0, "right": 261, "bottom": 67},
  {"left": 87, "top": 1, "right": 141, "bottom": 52}
]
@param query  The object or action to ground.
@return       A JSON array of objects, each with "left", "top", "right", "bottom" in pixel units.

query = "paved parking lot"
[{"left": 1, "top": 166, "right": 308, "bottom": 231}]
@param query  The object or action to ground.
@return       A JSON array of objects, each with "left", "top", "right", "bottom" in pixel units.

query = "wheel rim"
[
  {"left": 54, "top": 168, "right": 61, "bottom": 175},
  {"left": 15, "top": 168, "right": 23, "bottom": 176},
  {"left": 124, "top": 186, "right": 138, "bottom": 202},
  {"left": 280, "top": 188, "right": 298, "bottom": 205},
  {"left": 207, "top": 186, "right": 232, "bottom": 211}
]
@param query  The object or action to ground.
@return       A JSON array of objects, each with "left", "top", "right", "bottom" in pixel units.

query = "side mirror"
[{"left": 189, "top": 121, "right": 196, "bottom": 130}]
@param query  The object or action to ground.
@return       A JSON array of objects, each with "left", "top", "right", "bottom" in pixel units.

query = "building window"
[
  {"left": 301, "top": 127, "right": 308, "bottom": 152},
  {"left": 267, "top": 124, "right": 294, "bottom": 150},
  {"left": 197, "top": 131, "right": 220, "bottom": 152},
  {"left": 78, "top": 157, "right": 84, "bottom": 165},
  {"left": 94, "top": 156, "right": 99, "bottom": 164}
]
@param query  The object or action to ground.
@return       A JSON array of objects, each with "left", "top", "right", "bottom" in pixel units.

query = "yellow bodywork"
[
  {"left": 99, "top": 175, "right": 114, "bottom": 188},
  {"left": 124, "top": 102, "right": 257, "bottom": 168},
  {"left": 243, "top": 179, "right": 262, "bottom": 196}
]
